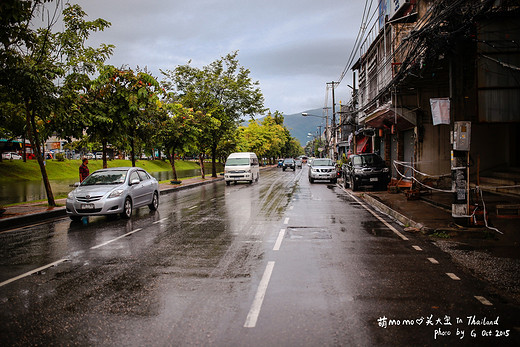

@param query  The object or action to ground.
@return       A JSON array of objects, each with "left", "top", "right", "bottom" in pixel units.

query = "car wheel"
[
  {"left": 121, "top": 197, "right": 132, "bottom": 219},
  {"left": 226, "top": 181, "right": 230, "bottom": 186},
  {"left": 283, "top": 168, "right": 286, "bottom": 171},
  {"left": 309, "top": 177, "right": 314, "bottom": 183},
  {"left": 70, "top": 215, "right": 82, "bottom": 222},
  {"left": 332, "top": 178, "right": 337, "bottom": 184},
  {"left": 149, "top": 192, "right": 159, "bottom": 211},
  {"left": 351, "top": 176, "right": 359, "bottom": 192}
]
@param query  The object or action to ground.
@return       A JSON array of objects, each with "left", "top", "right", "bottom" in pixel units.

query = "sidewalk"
[
  {"left": 360, "top": 188, "right": 520, "bottom": 258},
  {"left": 357, "top": 185, "right": 520, "bottom": 305}
]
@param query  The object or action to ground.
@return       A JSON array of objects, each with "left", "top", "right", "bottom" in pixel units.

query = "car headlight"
[
  {"left": 383, "top": 167, "right": 390, "bottom": 173},
  {"left": 67, "top": 191, "right": 74, "bottom": 199},
  {"left": 354, "top": 168, "right": 364, "bottom": 174},
  {"left": 246, "top": 169, "right": 251, "bottom": 173},
  {"left": 109, "top": 189, "right": 124, "bottom": 198}
]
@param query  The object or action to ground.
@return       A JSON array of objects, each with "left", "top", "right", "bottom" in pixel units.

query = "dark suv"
[
  {"left": 342, "top": 153, "right": 390, "bottom": 191},
  {"left": 282, "top": 158, "right": 296, "bottom": 171}
]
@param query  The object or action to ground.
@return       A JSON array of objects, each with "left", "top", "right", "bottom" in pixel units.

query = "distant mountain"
[
  {"left": 282, "top": 108, "right": 329, "bottom": 146},
  {"left": 242, "top": 108, "right": 331, "bottom": 147}
]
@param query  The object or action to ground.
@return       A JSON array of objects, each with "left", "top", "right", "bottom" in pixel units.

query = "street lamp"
[{"left": 302, "top": 112, "right": 329, "bottom": 158}]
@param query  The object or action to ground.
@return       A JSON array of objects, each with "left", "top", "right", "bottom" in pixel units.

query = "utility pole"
[{"left": 327, "top": 81, "right": 340, "bottom": 160}]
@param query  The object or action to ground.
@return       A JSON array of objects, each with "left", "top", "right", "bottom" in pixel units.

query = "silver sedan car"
[{"left": 66, "top": 167, "right": 159, "bottom": 221}]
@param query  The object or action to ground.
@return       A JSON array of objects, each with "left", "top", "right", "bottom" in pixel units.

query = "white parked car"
[
  {"left": 66, "top": 167, "right": 159, "bottom": 221},
  {"left": 2, "top": 152, "right": 22, "bottom": 160}
]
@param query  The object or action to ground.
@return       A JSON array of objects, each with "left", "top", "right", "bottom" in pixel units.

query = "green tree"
[
  {"left": 0, "top": 1, "right": 112, "bottom": 205},
  {"left": 83, "top": 66, "right": 162, "bottom": 168},
  {"left": 162, "top": 51, "right": 265, "bottom": 177},
  {"left": 156, "top": 103, "right": 199, "bottom": 181},
  {"left": 192, "top": 110, "right": 220, "bottom": 179}
]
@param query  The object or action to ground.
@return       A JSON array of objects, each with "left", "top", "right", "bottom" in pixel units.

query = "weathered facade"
[{"left": 343, "top": 0, "right": 520, "bottom": 193}]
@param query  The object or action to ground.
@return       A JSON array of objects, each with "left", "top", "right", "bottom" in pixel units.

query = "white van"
[{"left": 224, "top": 152, "right": 260, "bottom": 185}]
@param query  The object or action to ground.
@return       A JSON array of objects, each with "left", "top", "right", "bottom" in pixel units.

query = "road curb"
[
  {"left": 0, "top": 177, "right": 224, "bottom": 232},
  {"left": 360, "top": 193, "right": 425, "bottom": 230}
]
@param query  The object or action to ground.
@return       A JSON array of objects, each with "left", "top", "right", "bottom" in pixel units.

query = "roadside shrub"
[{"left": 55, "top": 153, "right": 65, "bottom": 162}]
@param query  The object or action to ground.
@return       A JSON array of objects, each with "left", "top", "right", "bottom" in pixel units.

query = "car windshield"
[
  {"left": 353, "top": 154, "right": 383, "bottom": 166},
  {"left": 226, "top": 158, "right": 250, "bottom": 166},
  {"left": 81, "top": 170, "right": 128, "bottom": 186},
  {"left": 284, "top": 159, "right": 294, "bottom": 163},
  {"left": 312, "top": 159, "right": 333, "bottom": 166}
]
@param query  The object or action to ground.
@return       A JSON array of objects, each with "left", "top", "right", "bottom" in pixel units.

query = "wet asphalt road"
[{"left": 0, "top": 166, "right": 519, "bottom": 346}]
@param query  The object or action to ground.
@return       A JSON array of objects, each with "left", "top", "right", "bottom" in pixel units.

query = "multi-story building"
[{"left": 344, "top": 0, "right": 520, "bottom": 194}]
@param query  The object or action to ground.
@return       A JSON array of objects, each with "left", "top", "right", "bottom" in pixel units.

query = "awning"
[{"left": 363, "top": 104, "right": 417, "bottom": 131}]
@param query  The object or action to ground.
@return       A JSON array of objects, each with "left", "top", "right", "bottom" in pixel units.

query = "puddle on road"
[{"left": 361, "top": 221, "right": 395, "bottom": 238}]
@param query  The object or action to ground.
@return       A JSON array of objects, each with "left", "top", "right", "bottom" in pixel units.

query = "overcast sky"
[{"left": 72, "top": 0, "right": 371, "bottom": 116}]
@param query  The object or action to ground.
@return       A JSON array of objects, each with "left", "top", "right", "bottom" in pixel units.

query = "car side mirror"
[
  {"left": 130, "top": 178, "right": 140, "bottom": 185},
  {"left": 74, "top": 182, "right": 80, "bottom": 187}
]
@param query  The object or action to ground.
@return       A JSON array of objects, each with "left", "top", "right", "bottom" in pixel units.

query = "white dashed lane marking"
[
  {"left": 428, "top": 258, "right": 439, "bottom": 264},
  {"left": 446, "top": 273, "right": 461, "bottom": 281},
  {"left": 0, "top": 258, "right": 68, "bottom": 288},
  {"left": 412, "top": 245, "right": 423, "bottom": 251},
  {"left": 244, "top": 261, "right": 275, "bottom": 328},
  {"left": 474, "top": 296, "right": 493, "bottom": 306},
  {"left": 273, "top": 229, "right": 285, "bottom": 251},
  {"left": 91, "top": 228, "right": 143, "bottom": 249}
]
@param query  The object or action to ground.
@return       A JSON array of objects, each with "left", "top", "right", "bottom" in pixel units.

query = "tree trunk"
[
  {"left": 199, "top": 153, "right": 205, "bottom": 179},
  {"left": 102, "top": 139, "right": 108, "bottom": 168},
  {"left": 25, "top": 104, "right": 55, "bottom": 207},
  {"left": 130, "top": 135, "right": 136, "bottom": 167},
  {"left": 166, "top": 148, "right": 178, "bottom": 181},
  {"left": 211, "top": 144, "right": 217, "bottom": 178},
  {"left": 22, "top": 134, "right": 27, "bottom": 162}
]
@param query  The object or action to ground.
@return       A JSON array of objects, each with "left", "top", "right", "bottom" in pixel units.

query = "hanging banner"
[{"left": 430, "top": 98, "right": 451, "bottom": 125}]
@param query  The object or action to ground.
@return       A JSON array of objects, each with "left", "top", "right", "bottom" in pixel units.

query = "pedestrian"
[{"left": 79, "top": 158, "right": 89, "bottom": 182}]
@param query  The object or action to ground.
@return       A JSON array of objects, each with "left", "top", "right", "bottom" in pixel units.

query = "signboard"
[
  {"left": 430, "top": 98, "right": 451, "bottom": 125},
  {"left": 390, "top": 0, "right": 408, "bottom": 20}
]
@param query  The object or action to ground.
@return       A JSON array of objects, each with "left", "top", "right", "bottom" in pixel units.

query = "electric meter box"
[{"left": 453, "top": 121, "right": 471, "bottom": 151}]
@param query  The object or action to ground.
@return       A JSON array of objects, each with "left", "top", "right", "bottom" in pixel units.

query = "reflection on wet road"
[{"left": 0, "top": 166, "right": 519, "bottom": 346}]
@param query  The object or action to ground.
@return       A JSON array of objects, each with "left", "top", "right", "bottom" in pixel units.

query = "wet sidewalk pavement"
[{"left": 356, "top": 186, "right": 520, "bottom": 304}]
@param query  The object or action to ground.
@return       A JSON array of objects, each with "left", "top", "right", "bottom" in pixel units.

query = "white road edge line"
[
  {"left": 345, "top": 190, "right": 409, "bottom": 241},
  {"left": 273, "top": 229, "right": 286, "bottom": 251},
  {"left": 189, "top": 205, "right": 198, "bottom": 210},
  {"left": 474, "top": 296, "right": 493, "bottom": 306},
  {"left": 244, "top": 261, "right": 275, "bottom": 328},
  {"left": 428, "top": 258, "right": 439, "bottom": 264},
  {"left": 412, "top": 245, "right": 423, "bottom": 251},
  {"left": 0, "top": 258, "right": 68, "bottom": 287},
  {"left": 283, "top": 217, "right": 289, "bottom": 225},
  {"left": 90, "top": 228, "right": 143, "bottom": 250},
  {"left": 153, "top": 218, "right": 168, "bottom": 224},
  {"left": 446, "top": 272, "right": 461, "bottom": 280}
]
